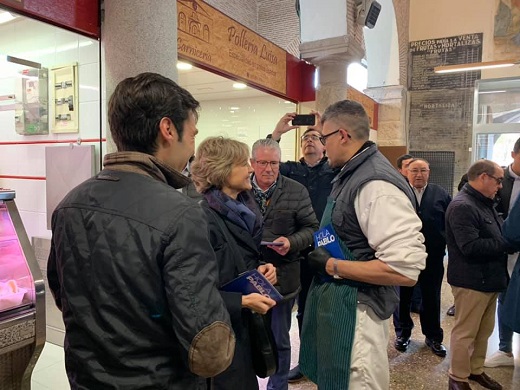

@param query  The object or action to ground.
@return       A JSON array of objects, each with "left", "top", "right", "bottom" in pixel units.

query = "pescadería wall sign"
[
  {"left": 409, "top": 33, "right": 483, "bottom": 91},
  {"left": 177, "top": 0, "right": 286, "bottom": 94}
]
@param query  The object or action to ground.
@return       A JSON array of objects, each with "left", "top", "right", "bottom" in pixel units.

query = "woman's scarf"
[{"left": 204, "top": 188, "right": 263, "bottom": 246}]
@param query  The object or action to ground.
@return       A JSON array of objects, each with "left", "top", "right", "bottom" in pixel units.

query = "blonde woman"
[{"left": 191, "top": 137, "right": 277, "bottom": 390}]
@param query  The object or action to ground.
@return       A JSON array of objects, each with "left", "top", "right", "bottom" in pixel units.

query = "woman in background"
[{"left": 191, "top": 136, "right": 277, "bottom": 390}]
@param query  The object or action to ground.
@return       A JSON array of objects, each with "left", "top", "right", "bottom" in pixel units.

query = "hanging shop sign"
[
  {"left": 0, "top": 0, "right": 99, "bottom": 38},
  {"left": 347, "top": 86, "right": 378, "bottom": 130},
  {"left": 177, "top": 0, "right": 287, "bottom": 95}
]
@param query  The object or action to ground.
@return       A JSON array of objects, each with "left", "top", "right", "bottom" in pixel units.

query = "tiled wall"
[
  {"left": 207, "top": 0, "right": 300, "bottom": 56},
  {"left": 257, "top": 0, "right": 300, "bottom": 57},
  {"left": 0, "top": 16, "right": 101, "bottom": 240},
  {"left": 205, "top": 0, "right": 258, "bottom": 30}
]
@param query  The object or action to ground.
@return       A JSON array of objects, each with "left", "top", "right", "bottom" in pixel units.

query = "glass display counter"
[{"left": 0, "top": 189, "right": 45, "bottom": 390}]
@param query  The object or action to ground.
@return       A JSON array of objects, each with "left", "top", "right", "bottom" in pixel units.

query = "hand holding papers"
[{"left": 221, "top": 269, "right": 283, "bottom": 302}]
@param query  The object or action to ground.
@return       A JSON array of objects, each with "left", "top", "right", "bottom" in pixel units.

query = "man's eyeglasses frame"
[
  {"left": 486, "top": 173, "right": 504, "bottom": 185},
  {"left": 254, "top": 160, "right": 280, "bottom": 169},
  {"left": 320, "top": 129, "right": 342, "bottom": 145}
]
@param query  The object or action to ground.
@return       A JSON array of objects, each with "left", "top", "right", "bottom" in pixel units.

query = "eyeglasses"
[
  {"left": 255, "top": 160, "right": 280, "bottom": 169},
  {"left": 409, "top": 169, "right": 430, "bottom": 175},
  {"left": 320, "top": 129, "right": 341, "bottom": 145},
  {"left": 301, "top": 134, "right": 323, "bottom": 143},
  {"left": 486, "top": 173, "right": 504, "bottom": 185}
]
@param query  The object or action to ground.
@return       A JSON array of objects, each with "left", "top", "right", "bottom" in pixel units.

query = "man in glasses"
[
  {"left": 300, "top": 100, "right": 427, "bottom": 389},
  {"left": 250, "top": 138, "right": 319, "bottom": 390},
  {"left": 484, "top": 137, "right": 520, "bottom": 369},
  {"left": 393, "top": 158, "right": 451, "bottom": 357},
  {"left": 268, "top": 112, "right": 338, "bottom": 382},
  {"left": 446, "top": 159, "right": 510, "bottom": 390}
]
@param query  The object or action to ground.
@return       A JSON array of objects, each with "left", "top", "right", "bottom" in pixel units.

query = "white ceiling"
[{"left": 177, "top": 66, "right": 271, "bottom": 102}]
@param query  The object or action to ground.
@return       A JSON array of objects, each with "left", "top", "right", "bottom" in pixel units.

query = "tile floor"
[{"left": 30, "top": 277, "right": 520, "bottom": 389}]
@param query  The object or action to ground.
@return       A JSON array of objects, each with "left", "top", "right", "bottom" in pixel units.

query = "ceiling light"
[
  {"left": 233, "top": 82, "right": 247, "bottom": 89},
  {"left": 478, "top": 90, "right": 506, "bottom": 94},
  {"left": 229, "top": 106, "right": 240, "bottom": 110},
  {"left": 0, "top": 11, "right": 16, "bottom": 25},
  {"left": 434, "top": 60, "right": 517, "bottom": 74},
  {"left": 176, "top": 61, "right": 193, "bottom": 70}
]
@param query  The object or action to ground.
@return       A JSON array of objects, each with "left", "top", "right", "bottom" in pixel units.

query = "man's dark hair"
[
  {"left": 302, "top": 127, "right": 321, "bottom": 137},
  {"left": 108, "top": 72, "right": 200, "bottom": 154},
  {"left": 321, "top": 100, "right": 370, "bottom": 140},
  {"left": 467, "top": 159, "right": 498, "bottom": 181},
  {"left": 397, "top": 154, "right": 414, "bottom": 169},
  {"left": 514, "top": 137, "right": 520, "bottom": 153},
  {"left": 457, "top": 173, "right": 468, "bottom": 191}
]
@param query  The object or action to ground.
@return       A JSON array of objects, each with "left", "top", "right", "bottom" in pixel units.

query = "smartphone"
[
  {"left": 260, "top": 241, "right": 284, "bottom": 246},
  {"left": 292, "top": 114, "right": 315, "bottom": 126}
]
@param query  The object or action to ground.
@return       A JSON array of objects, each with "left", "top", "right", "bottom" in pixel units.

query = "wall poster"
[
  {"left": 50, "top": 64, "right": 78, "bottom": 133},
  {"left": 494, "top": 0, "right": 520, "bottom": 60}
]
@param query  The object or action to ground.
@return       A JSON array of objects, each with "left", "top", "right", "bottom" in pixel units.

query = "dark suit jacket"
[
  {"left": 496, "top": 166, "right": 515, "bottom": 219},
  {"left": 416, "top": 183, "right": 451, "bottom": 258}
]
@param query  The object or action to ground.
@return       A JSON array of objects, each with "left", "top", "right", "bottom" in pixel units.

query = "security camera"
[{"left": 356, "top": 0, "right": 382, "bottom": 29}]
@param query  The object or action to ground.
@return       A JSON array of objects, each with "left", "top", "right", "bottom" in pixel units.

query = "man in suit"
[{"left": 393, "top": 158, "right": 451, "bottom": 356}]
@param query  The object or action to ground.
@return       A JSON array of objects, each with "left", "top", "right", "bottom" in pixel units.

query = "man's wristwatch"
[{"left": 333, "top": 259, "right": 342, "bottom": 279}]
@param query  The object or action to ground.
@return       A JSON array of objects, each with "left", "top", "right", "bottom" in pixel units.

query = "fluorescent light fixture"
[
  {"left": 0, "top": 11, "right": 16, "bottom": 25},
  {"left": 478, "top": 90, "right": 506, "bottom": 94},
  {"left": 233, "top": 82, "right": 247, "bottom": 89},
  {"left": 229, "top": 106, "right": 240, "bottom": 110},
  {"left": 176, "top": 61, "right": 192, "bottom": 70},
  {"left": 434, "top": 59, "right": 517, "bottom": 74}
]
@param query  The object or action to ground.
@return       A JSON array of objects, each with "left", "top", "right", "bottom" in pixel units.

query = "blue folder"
[{"left": 221, "top": 269, "right": 283, "bottom": 302}]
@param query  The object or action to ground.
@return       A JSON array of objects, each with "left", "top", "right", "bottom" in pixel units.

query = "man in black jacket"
[
  {"left": 446, "top": 159, "right": 509, "bottom": 390},
  {"left": 269, "top": 112, "right": 338, "bottom": 382},
  {"left": 485, "top": 137, "right": 520, "bottom": 368},
  {"left": 393, "top": 158, "right": 451, "bottom": 357},
  {"left": 47, "top": 73, "right": 235, "bottom": 390},
  {"left": 250, "top": 138, "right": 319, "bottom": 390}
]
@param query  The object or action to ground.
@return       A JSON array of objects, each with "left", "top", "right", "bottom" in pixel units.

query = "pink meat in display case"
[{"left": 0, "top": 189, "right": 45, "bottom": 390}]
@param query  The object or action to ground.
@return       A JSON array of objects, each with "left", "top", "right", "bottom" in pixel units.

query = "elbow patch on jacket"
[{"left": 189, "top": 321, "right": 236, "bottom": 378}]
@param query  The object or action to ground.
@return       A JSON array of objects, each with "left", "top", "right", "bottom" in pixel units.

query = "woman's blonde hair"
[{"left": 191, "top": 136, "right": 251, "bottom": 193}]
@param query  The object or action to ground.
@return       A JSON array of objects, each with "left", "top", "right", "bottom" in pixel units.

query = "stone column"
[
  {"left": 364, "top": 85, "right": 407, "bottom": 146},
  {"left": 300, "top": 36, "right": 364, "bottom": 113},
  {"left": 299, "top": 0, "right": 365, "bottom": 113},
  {"left": 315, "top": 54, "right": 357, "bottom": 113},
  {"left": 102, "top": 0, "right": 179, "bottom": 152}
]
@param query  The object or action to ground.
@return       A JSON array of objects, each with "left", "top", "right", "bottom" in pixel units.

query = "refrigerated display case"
[{"left": 0, "top": 189, "right": 45, "bottom": 390}]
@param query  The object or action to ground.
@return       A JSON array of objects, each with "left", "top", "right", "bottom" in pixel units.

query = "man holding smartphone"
[{"left": 267, "top": 112, "right": 339, "bottom": 382}]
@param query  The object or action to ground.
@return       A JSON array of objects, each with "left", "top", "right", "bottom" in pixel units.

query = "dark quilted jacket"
[
  {"left": 279, "top": 157, "right": 338, "bottom": 221},
  {"left": 446, "top": 184, "right": 508, "bottom": 292},
  {"left": 47, "top": 165, "right": 234, "bottom": 390},
  {"left": 259, "top": 175, "right": 319, "bottom": 298}
]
